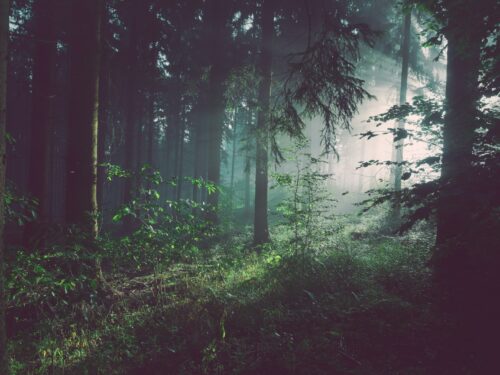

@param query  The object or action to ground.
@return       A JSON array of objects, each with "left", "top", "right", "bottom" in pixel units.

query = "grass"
[{"left": 7, "top": 221, "right": 452, "bottom": 374}]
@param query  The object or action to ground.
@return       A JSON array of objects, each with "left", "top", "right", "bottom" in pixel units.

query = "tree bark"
[
  {"left": 165, "top": 92, "right": 181, "bottom": 201},
  {"left": 390, "top": 9, "right": 411, "bottom": 224},
  {"left": 433, "top": 2, "right": 499, "bottom": 371},
  {"left": 244, "top": 108, "right": 253, "bottom": 217},
  {"left": 204, "top": 0, "right": 231, "bottom": 223},
  {"left": 146, "top": 92, "right": 155, "bottom": 167},
  {"left": 229, "top": 108, "right": 238, "bottom": 208},
  {"left": 0, "top": 0, "right": 8, "bottom": 371},
  {"left": 25, "top": 0, "right": 56, "bottom": 244},
  {"left": 192, "top": 99, "right": 204, "bottom": 204},
  {"left": 66, "top": 0, "right": 101, "bottom": 237},
  {"left": 97, "top": 6, "right": 110, "bottom": 222},
  {"left": 122, "top": 1, "right": 140, "bottom": 217},
  {"left": 176, "top": 115, "right": 185, "bottom": 201},
  {"left": 435, "top": 12, "right": 481, "bottom": 247},
  {"left": 253, "top": 0, "right": 274, "bottom": 246}
]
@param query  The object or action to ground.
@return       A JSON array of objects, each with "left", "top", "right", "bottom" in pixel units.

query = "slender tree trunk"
[
  {"left": 192, "top": 115, "right": 200, "bottom": 203},
  {"left": 244, "top": 108, "right": 253, "bottom": 217},
  {"left": 204, "top": 1, "right": 231, "bottom": 222},
  {"left": 253, "top": 0, "right": 274, "bottom": 246},
  {"left": 229, "top": 108, "right": 238, "bottom": 208},
  {"left": 192, "top": 95, "right": 207, "bottom": 204},
  {"left": 97, "top": 9, "right": 110, "bottom": 223},
  {"left": 122, "top": 1, "right": 140, "bottom": 215},
  {"left": 357, "top": 139, "right": 366, "bottom": 193},
  {"left": 176, "top": 117, "right": 185, "bottom": 201},
  {"left": 166, "top": 94, "right": 181, "bottom": 201},
  {"left": 0, "top": 1, "right": 8, "bottom": 371},
  {"left": 205, "top": 80, "right": 225, "bottom": 221},
  {"left": 192, "top": 128, "right": 201, "bottom": 203},
  {"left": 390, "top": 9, "right": 410, "bottom": 224},
  {"left": 244, "top": 156, "right": 251, "bottom": 215},
  {"left": 66, "top": 0, "right": 101, "bottom": 237},
  {"left": 25, "top": 0, "right": 56, "bottom": 244},
  {"left": 146, "top": 92, "right": 155, "bottom": 167}
]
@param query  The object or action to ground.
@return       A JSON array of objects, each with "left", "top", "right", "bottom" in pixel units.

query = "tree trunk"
[
  {"left": 435, "top": 23, "right": 481, "bottom": 248},
  {"left": 229, "top": 108, "right": 238, "bottom": 208},
  {"left": 66, "top": 0, "right": 101, "bottom": 237},
  {"left": 204, "top": 0, "right": 231, "bottom": 222},
  {"left": 165, "top": 92, "right": 181, "bottom": 201},
  {"left": 146, "top": 92, "right": 155, "bottom": 167},
  {"left": 0, "top": 0, "right": 8, "bottom": 371},
  {"left": 192, "top": 103, "right": 203, "bottom": 204},
  {"left": 97, "top": 7, "right": 110, "bottom": 223},
  {"left": 253, "top": 0, "right": 274, "bottom": 246},
  {"left": 122, "top": 1, "right": 140, "bottom": 215},
  {"left": 434, "top": 2, "right": 499, "bottom": 372},
  {"left": 390, "top": 9, "right": 411, "bottom": 224},
  {"left": 244, "top": 108, "right": 253, "bottom": 217},
  {"left": 176, "top": 116, "right": 185, "bottom": 201},
  {"left": 25, "top": 0, "right": 56, "bottom": 244}
]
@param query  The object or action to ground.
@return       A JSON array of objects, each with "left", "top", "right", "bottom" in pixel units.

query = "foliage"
[
  {"left": 6, "top": 217, "right": 444, "bottom": 374},
  {"left": 359, "top": 94, "right": 499, "bottom": 233},
  {"left": 4, "top": 182, "right": 38, "bottom": 226},
  {"left": 105, "top": 164, "right": 218, "bottom": 271},
  {"left": 271, "top": 140, "right": 338, "bottom": 256}
]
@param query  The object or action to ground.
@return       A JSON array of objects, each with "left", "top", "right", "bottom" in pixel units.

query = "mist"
[{"left": 0, "top": 0, "right": 497, "bottom": 374}]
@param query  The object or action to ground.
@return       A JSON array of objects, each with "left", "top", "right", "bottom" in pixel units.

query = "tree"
[
  {"left": 435, "top": 1, "right": 484, "bottom": 247},
  {"left": 203, "top": 0, "right": 233, "bottom": 223},
  {"left": 390, "top": 7, "right": 411, "bottom": 224},
  {"left": 0, "top": 0, "right": 8, "bottom": 370},
  {"left": 66, "top": 0, "right": 101, "bottom": 237},
  {"left": 421, "top": 0, "right": 499, "bottom": 371},
  {"left": 252, "top": 0, "right": 372, "bottom": 245},
  {"left": 229, "top": 108, "right": 238, "bottom": 208},
  {"left": 253, "top": 0, "right": 274, "bottom": 246},
  {"left": 25, "top": 0, "right": 57, "bottom": 244},
  {"left": 122, "top": 0, "right": 142, "bottom": 226}
]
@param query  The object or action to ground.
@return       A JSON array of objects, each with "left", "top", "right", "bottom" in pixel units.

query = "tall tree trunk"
[
  {"left": 244, "top": 155, "right": 251, "bottom": 215},
  {"left": 146, "top": 92, "right": 155, "bottom": 167},
  {"left": 176, "top": 117, "right": 185, "bottom": 201},
  {"left": 165, "top": 93, "right": 181, "bottom": 201},
  {"left": 229, "top": 108, "right": 238, "bottom": 208},
  {"left": 192, "top": 95, "right": 207, "bottom": 204},
  {"left": 244, "top": 108, "right": 253, "bottom": 217},
  {"left": 434, "top": 2, "right": 498, "bottom": 372},
  {"left": 122, "top": 1, "right": 140, "bottom": 217},
  {"left": 0, "top": 0, "right": 8, "bottom": 371},
  {"left": 253, "top": 0, "right": 274, "bottom": 247},
  {"left": 192, "top": 106, "right": 202, "bottom": 203},
  {"left": 66, "top": 0, "right": 101, "bottom": 237},
  {"left": 204, "top": 0, "right": 231, "bottom": 222},
  {"left": 97, "top": 8, "right": 110, "bottom": 222},
  {"left": 25, "top": 0, "right": 56, "bottom": 244},
  {"left": 357, "top": 139, "right": 366, "bottom": 193},
  {"left": 435, "top": 18, "right": 481, "bottom": 248},
  {"left": 390, "top": 9, "right": 411, "bottom": 224}
]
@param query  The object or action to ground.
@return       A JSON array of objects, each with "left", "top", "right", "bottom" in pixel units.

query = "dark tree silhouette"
[
  {"left": 0, "top": 0, "right": 9, "bottom": 371},
  {"left": 25, "top": 0, "right": 57, "bottom": 244},
  {"left": 253, "top": 0, "right": 274, "bottom": 246},
  {"left": 66, "top": 0, "right": 102, "bottom": 237}
]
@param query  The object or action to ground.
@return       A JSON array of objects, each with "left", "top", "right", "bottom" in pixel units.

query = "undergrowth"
[{"left": 6, "top": 221, "right": 448, "bottom": 375}]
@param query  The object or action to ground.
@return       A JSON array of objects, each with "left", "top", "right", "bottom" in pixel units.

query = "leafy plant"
[
  {"left": 272, "top": 139, "right": 338, "bottom": 256},
  {"left": 107, "top": 164, "right": 218, "bottom": 271}
]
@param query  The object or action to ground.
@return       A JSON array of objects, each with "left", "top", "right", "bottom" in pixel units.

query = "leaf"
[{"left": 401, "top": 172, "right": 412, "bottom": 180}]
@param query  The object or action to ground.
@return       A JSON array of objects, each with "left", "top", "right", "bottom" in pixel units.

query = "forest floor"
[{"left": 7, "top": 218, "right": 465, "bottom": 375}]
